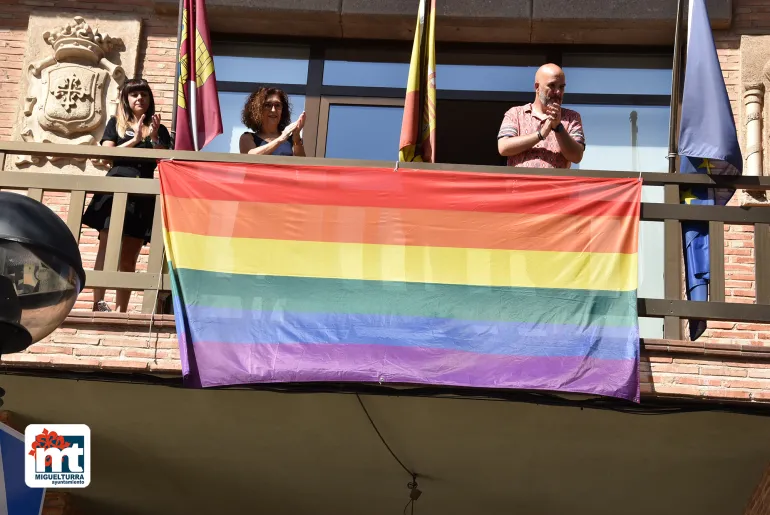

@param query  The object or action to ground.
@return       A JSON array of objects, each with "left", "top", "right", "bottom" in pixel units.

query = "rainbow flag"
[{"left": 159, "top": 161, "right": 642, "bottom": 401}]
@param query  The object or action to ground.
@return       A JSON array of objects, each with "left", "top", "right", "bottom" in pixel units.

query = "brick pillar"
[
  {"left": 746, "top": 465, "right": 770, "bottom": 515},
  {"left": 0, "top": 411, "right": 79, "bottom": 515}
]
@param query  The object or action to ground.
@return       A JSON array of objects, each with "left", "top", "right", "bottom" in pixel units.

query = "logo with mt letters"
[{"left": 25, "top": 424, "right": 90, "bottom": 488}]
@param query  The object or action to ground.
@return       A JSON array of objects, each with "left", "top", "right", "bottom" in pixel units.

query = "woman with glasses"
[
  {"left": 239, "top": 87, "right": 306, "bottom": 156},
  {"left": 82, "top": 78, "right": 171, "bottom": 312}
]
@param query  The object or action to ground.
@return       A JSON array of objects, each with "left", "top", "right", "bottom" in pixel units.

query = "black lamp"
[{"left": 0, "top": 191, "right": 85, "bottom": 355}]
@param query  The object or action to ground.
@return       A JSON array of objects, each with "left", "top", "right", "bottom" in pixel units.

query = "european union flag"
[{"left": 678, "top": 0, "right": 742, "bottom": 340}]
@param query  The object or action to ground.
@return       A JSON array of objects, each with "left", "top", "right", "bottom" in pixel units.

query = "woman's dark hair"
[
  {"left": 116, "top": 78, "right": 155, "bottom": 138},
  {"left": 241, "top": 87, "right": 291, "bottom": 133}
]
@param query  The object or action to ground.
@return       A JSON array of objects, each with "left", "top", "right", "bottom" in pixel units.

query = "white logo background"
[{"left": 24, "top": 424, "right": 90, "bottom": 488}]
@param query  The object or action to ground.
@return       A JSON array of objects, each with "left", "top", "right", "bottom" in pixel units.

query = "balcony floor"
[{"left": 2, "top": 373, "right": 770, "bottom": 514}]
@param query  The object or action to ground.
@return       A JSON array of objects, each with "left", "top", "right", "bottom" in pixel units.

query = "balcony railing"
[{"left": 1, "top": 141, "right": 770, "bottom": 343}]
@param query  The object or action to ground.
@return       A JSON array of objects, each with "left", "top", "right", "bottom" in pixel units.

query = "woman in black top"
[{"left": 82, "top": 78, "right": 170, "bottom": 312}]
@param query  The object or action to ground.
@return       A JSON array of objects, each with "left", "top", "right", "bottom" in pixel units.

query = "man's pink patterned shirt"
[{"left": 497, "top": 103, "right": 585, "bottom": 168}]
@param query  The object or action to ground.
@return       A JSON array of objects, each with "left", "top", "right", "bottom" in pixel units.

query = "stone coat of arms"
[{"left": 17, "top": 16, "right": 125, "bottom": 166}]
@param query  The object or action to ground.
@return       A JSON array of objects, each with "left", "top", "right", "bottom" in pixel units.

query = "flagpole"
[
  {"left": 416, "top": 0, "right": 429, "bottom": 161},
  {"left": 630, "top": 110, "right": 638, "bottom": 172},
  {"left": 170, "top": 0, "right": 184, "bottom": 141},
  {"left": 667, "top": 0, "right": 686, "bottom": 174}
]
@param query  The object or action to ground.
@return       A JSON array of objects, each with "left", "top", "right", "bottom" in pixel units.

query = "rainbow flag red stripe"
[{"left": 159, "top": 161, "right": 642, "bottom": 401}]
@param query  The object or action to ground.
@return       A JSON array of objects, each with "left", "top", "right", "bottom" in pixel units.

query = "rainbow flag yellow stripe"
[{"left": 167, "top": 232, "right": 638, "bottom": 291}]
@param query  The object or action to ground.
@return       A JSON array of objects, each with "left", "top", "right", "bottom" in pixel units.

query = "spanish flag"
[
  {"left": 174, "top": 0, "right": 223, "bottom": 151},
  {"left": 398, "top": 0, "right": 436, "bottom": 163}
]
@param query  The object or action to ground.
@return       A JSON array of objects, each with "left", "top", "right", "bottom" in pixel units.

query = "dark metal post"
[
  {"left": 664, "top": 0, "right": 687, "bottom": 340},
  {"left": 667, "top": 0, "right": 686, "bottom": 174},
  {"left": 630, "top": 110, "right": 638, "bottom": 172}
]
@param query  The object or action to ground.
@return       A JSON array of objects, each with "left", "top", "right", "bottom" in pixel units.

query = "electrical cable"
[
  {"left": 3, "top": 368, "right": 770, "bottom": 418},
  {"left": 148, "top": 248, "right": 166, "bottom": 360},
  {"left": 355, "top": 394, "right": 422, "bottom": 513},
  {"left": 356, "top": 393, "right": 413, "bottom": 477}
]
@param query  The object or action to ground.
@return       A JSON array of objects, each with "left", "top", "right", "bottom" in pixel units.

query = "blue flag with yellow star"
[{"left": 678, "top": 0, "right": 742, "bottom": 340}]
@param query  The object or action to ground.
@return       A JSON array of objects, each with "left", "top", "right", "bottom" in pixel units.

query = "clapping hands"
[
  {"left": 281, "top": 111, "right": 306, "bottom": 142},
  {"left": 545, "top": 102, "right": 562, "bottom": 129},
  {"left": 130, "top": 113, "right": 161, "bottom": 143},
  {"left": 130, "top": 114, "right": 145, "bottom": 141},
  {"left": 150, "top": 113, "right": 161, "bottom": 139}
]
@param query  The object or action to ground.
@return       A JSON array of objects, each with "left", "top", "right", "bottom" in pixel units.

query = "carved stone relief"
[
  {"left": 739, "top": 35, "right": 770, "bottom": 206},
  {"left": 7, "top": 13, "right": 142, "bottom": 174}
]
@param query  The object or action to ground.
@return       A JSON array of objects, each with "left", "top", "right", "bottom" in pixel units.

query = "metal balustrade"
[{"left": 1, "top": 141, "right": 769, "bottom": 343}]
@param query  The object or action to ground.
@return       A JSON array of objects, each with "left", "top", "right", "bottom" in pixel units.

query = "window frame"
[
  {"left": 211, "top": 36, "right": 674, "bottom": 159},
  {"left": 316, "top": 96, "right": 405, "bottom": 158}
]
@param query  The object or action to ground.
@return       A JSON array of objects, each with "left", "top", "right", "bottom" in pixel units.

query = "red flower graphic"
[{"left": 28, "top": 428, "right": 71, "bottom": 467}]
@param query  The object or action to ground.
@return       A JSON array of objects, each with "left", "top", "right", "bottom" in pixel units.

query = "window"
[
  {"left": 204, "top": 92, "right": 306, "bottom": 154},
  {"left": 323, "top": 61, "right": 539, "bottom": 92},
  {"left": 563, "top": 53, "right": 673, "bottom": 95},
  {"left": 212, "top": 45, "right": 310, "bottom": 84},
  {"left": 323, "top": 61, "right": 409, "bottom": 88},
  {"left": 563, "top": 68, "right": 673, "bottom": 95},
  {"left": 567, "top": 105, "right": 670, "bottom": 173},
  {"left": 436, "top": 65, "right": 537, "bottom": 92},
  {"left": 322, "top": 103, "right": 404, "bottom": 161}
]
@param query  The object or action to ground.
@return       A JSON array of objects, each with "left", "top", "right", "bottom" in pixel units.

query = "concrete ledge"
[
  {"left": 154, "top": 0, "right": 343, "bottom": 38},
  {"left": 532, "top": 0, "right": 732, "bottom": 44},
  {"left": 155, "top": 0, "right": 731, "bottom": 44},
  {"left": 340, "top": 0, "right": 531, "bottom": 42},
  {"left": 533, "top": 0, "right": 731, "bottom": 27}
]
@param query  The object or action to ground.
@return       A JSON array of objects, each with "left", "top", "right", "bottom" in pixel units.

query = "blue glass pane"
[
  {"left": 436, "top": 65, "right": 537, "bottom": 91},
  {"left": 323, "top": 61, "right": 540, "bottom": 92},
  {"left": 325, "top": 105, "right": 403, "bottom": 161},
  {"left": 323, "top": 61, "right": 409, "bottom": 88},
  {"left": 214, "top": 55, "right": 309, "bottom": 84},
  {"left": 203, "top": 92, "right": 305, "bottom": 154},
  {"left": 563, "top": 67, "right": 672, "bottom": 95},
  {"left": 565, "top": 104, "right": 670, "bottom": 173}
]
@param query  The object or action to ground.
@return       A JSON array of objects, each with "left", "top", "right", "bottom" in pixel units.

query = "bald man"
[{"left": 497, "top": 64, "right": 585, "bottom": 168}]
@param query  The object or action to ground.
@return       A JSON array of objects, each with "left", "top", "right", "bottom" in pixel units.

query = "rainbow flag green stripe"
[
  {"left": 174, "top": 269, "right": 638, "bottom": 328},
  {"left": 160, "top": 161, "right": 642, "bottom": 401}
]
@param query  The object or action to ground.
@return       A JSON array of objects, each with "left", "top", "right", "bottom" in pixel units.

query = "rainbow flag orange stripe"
[{"left": 159, "top": 161, "right": 642, "bottom": 401}]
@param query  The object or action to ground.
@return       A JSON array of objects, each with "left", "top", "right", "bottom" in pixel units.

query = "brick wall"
[
  {"left": 746, "top": 464, "right": 770, "bottom": 515},
  {"left": 1, "top": 313, "right": 182, "bottom": 372},
  {"left": 705, "top": 0, "right": 770, "bottom": 347}
]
